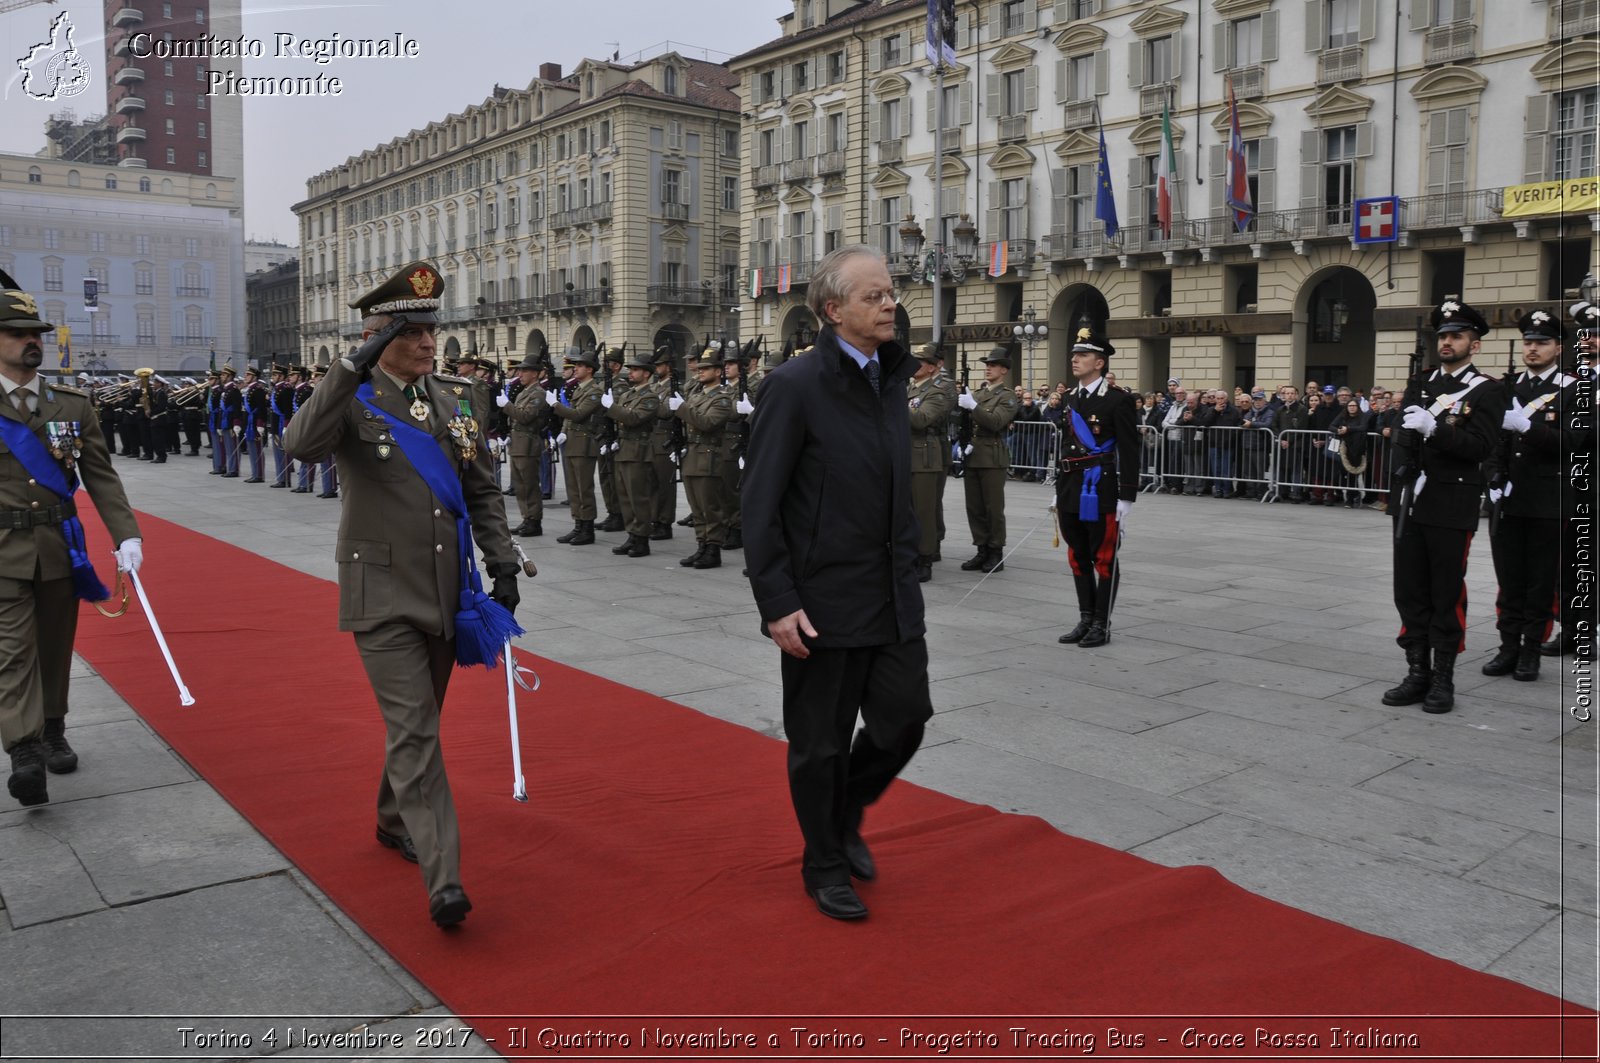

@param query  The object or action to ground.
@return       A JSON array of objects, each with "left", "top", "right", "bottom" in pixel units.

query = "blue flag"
[
  {"left": 925, "top": 0, "right": 957, "bottom": 66},
  {"left": 1094, "top": 127, "right": 1119, "bottom": 240}
]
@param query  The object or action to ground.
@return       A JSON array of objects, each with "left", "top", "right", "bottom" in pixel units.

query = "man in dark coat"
[
  {"left": 743, "top": 245, "right": 932, "bottom": 922},
  {"left": 1054, "top": 327, "right": 1138, "bottom": 649},
  {"left": 1383, "top": 298, "right": 1507, "bottom": 713}
]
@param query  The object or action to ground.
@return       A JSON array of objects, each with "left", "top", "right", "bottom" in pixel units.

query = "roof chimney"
[{"left": 539, "top": 62, "right": 563, "bottom": 82}]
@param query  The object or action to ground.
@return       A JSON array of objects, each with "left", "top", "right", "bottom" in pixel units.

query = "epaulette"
[
  {"left": 49, "top": 383, "right": 88, "bottom": 398},
  {"left": 433, "top": 373, "right": 475, "bottom": 386},
  {"left": 1555, "top": 373, "right": 1576, "bottom": 388}
]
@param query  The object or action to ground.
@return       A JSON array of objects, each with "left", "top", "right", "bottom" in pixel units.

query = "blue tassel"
[
  {"left": 72, "top": 562, "right": 111, "bottom": 603},
  {"left": 453, "top": 590, "right": 525, "bottom": 669}
]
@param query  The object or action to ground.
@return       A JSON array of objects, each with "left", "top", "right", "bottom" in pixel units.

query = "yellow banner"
[
  {"left": 1502, "top": 177, "right": 1600, "bottom": 218},
  {"left": 56, "top": 325, "right": 71, "bottom": 371}
]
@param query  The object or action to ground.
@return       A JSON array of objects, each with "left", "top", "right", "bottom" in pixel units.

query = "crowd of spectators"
[{"left": 992, "top": 375, "right": 1403, "bottom": 508}]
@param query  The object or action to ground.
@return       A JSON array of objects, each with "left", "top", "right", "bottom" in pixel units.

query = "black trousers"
[
  {"left": 780, "top": 637, "right": 932, "bottom": 889},
  {"left": 1393, "top": 520, "right": 1474, "bottom": 653},
  {"left": 1491, "top": 516, "right": 1559, "bottom": 643},
  {"left": 1059, "top": 504, "right": 1121, "bottom": 620}
]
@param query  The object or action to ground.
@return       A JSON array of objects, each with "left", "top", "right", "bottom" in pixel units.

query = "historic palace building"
[
  {"left": 730, "top": 0, "right": 1598, "bottom": 393},
  {"left": 294, "top": 54, "right": 742, "bottom": 366}
]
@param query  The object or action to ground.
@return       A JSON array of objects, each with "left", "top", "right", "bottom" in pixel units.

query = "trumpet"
[
  {"left": 169, "top": 383, "right": 207, "bottom": 405},
  {"left": 91, "top": 381, "right": 136, "bottom": 405}
]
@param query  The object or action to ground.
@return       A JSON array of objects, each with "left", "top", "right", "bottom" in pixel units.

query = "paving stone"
[
  {"left": 1159, "top": 680, "right": 1402, "bottom": 739},
  {"left": 1357, "top": 758, "right": 1588, "bottom": 838},
  {"left": 0, "top": 719, "right": 194, "bottom": 810},
  {"left": 1143, "top": 710, "right": 1412, "bottom": 785},
  {"left": 0, "top": 819, "right": 107, "bottom": 927},
  {"left": 580, "top": 651, "right": 749, "bottom": 700},
  {"left": 1483, "top": 911, "right": 1599, "bottom": 1010},
  {"left": 1464, "top": 832, "right": 1598, "bottom": 917},
  {"left": 1147, "top": 650, "right": 1369, "bottom": 697}
]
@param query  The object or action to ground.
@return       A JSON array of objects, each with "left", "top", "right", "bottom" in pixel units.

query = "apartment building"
[{"left": 731, "top": 0, "right": 1597, "bottom": 392}]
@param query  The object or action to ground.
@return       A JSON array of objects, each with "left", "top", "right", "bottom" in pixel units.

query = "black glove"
[
  {"left": 486, "top": 561, "right": 520, "bottom": 614},
  {"left": 347, "top": 316, "right": 408, "bottom": 377}
]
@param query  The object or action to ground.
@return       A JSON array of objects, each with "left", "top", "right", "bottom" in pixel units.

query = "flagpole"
[{"left": 931, "top": 54, "right": 945, "bottom": 351}]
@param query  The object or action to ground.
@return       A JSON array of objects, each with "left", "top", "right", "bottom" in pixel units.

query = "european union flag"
[{"left": 1094, "top": 127, "right": 1119, "bottom": 240}]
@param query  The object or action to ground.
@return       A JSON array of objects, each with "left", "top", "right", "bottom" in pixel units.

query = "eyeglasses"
[
  {"left": 398, "top": 324, "right": 438, "bottom": 340},
  {"left": 857, "top": 289, "right": 898, "bottom": 307}
]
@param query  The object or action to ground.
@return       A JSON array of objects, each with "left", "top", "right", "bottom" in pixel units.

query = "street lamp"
[
  {"left": 1012, "top": 305, "right": 1048, "bottom": 388},
  {"left": 898, "top": 212, "right": 979, "bottom": 285}
]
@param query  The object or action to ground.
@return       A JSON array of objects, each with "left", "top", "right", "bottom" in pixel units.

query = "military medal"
[
  {"left": 446, "top": 399, "right": 478, "bottom": 463},
  {"left": 410, "top": 397, "right": 430, "bottom": 422},
  {"left": 46, "top": 421, "right": 83, "bottom": 468}
]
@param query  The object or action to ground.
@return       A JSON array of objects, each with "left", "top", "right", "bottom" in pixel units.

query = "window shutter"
[
  {"left": 1262, "top": 11, "right": 1280, "bottom": 61},
  {"left": 960, "top": 82, "right": 974, "bottom": 124},
  {"left": 957, "top": 10, "right": 972, "bottom": 50},
  {"left": 1128, "top": 41, "right": 1144, "bottom": 88},
  {"left": 1019, "top": 202, "right": 1031, "bottom": 240},
  {"left": 1171, "top": 35, "right": 1184, "bottom": 79},
  {"left": 1257, "top": 172, "right": 1276, "bottom": 214},
  {"left": 869, "top": 104, "right": 881, "bottom": 145},
  {"left": 1355, "top": 120, "right": 1374, "bottom": 157},
  {"left": 780, "top": 65, "right": 792, "bottom": 101},
  {"left": 1523, "top": 95, "right": 1552, "bottom": 182},
  {"left": 1056, "top": 58, "right": 1069, "bottom": 104},
  {"left": 1300, "top": 129, "right": 1322, "bottom": 209},
  {"left": 1360, "top": 0, "right": 1379, "bottom": 41},
  {"left": 1213, "top": 23, "right": 1230, "bottom": 72},
  {"left": 1024, "top": 66, "right": 1039, "bottom": 111},
  {"left": 1425, "top": 141, "right": 1447, "bottom": 198},
  {"left": 1305, "top": 0, "right": 1326, "bottom": 51},
  {"left": 1446, "top": 107, "right": 1468, "bottom": 145},
  {"left": 901, "top": 97, "right": 914, "bottom": 138},
  {"left": 1023, "top": 2, "right": 1038, "bottom": 33},
  {"left": 942, "top": 185, "right": 962, "bottom": 220},
  {"left": 988, "top": 5, "right": 1004, "bottom": 40},
  {"left": 1094, "top": 49, "right": 1110, "bottom": 95},
  {"left": 986, "top": 180, "right": 1001, "bottom": 241},
  {"left": 898, "top": 32, "right": 910, "bottom": 62},
  {"left": 928, "top": 89, "right": 938, "bottom": 130},
  {"left": 1128, "top": 155, "right": 1146, "bottom": 228},
  {"left": 1409, "top": 0, "right": 1431, "bottom": 31},
  {"left": 1054, "top": 0, "right": 1068, "bottom": 23},
  {"left": 1259, "top": 137, "right": 1278, "bottom": 172},
  {"left": 1050, "top": 166, "right": 1068, "bottom": 235},
  {"left": 868, "top": 42, "right": 883, "bottom": 74},
  {"left": 1210, "top": 144, "right": 1226, "bottom": 212},
  {"left": 986, "top": 73, "right": 1002, "bottom": 116}
]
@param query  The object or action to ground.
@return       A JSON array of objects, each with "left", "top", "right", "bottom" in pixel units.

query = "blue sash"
[
  {"left": 1066, "top": 408, "right": 1116, "bottom": 522},
  {"left": 352, "top": 382, "right": 522, "bottom": 668},
  {"left": 0, "top": 412, "right": 110, "bottom": 601}
]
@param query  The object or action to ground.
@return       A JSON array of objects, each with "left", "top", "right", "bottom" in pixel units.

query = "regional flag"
[
  {"left": 925, "top": 0, "right": 957, "bottom": 67},
  {"left": 1156, "top": 97, "right": 1177, "bottom": 240},
  {"left": 1225, "top": 78, "right": 1254, "bottom": 233},
  {"left": 747, "top": 268, "right": 762, "bottom": 299},
  {"left": 776, "top": 263, "right": 791, "bottom": 294},
  {"left": 988, "top": 240, "right": 1008, "bottom": 278},
  {"left": 57, "top": 326, "right": 71, "bottom": 371},
  {"left": 1094, "top": 123, "right": 1120, "bottom": 240}
]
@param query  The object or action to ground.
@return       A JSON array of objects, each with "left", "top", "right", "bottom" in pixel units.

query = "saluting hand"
[{"left": 769, "top": 608, "right": 818, "bottom": 659}]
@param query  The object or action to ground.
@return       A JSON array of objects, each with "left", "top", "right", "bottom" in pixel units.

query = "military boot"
[
  {"left": 693, "top": 544, "right": 723, "bottom": 569},
  {"left": 679, "top": 543, "right": 707, "bottom": 567},
  {"left": 980, "top": 547, "right": 1005, "bottom": 573},
  {"left": 1513, "top": 636, "right": 1541, "bottom": 682},
  {"left": 1058, "top": 614, "right": 1093, "bottom": 644},
  {"left": 1481, "top": 637, "right": 1519, "bottom": 676},
  {"left": 6, "top": 738, "right": 49, "bottom": 807},
  {"left": 1077, "top": 618, "right": 1109, "bottom": 648},
  {"left": 611, "top": 536, "right": 635, "bottom": 555},
  {"left": 649, "top": 521, "right": 673, "bottom": 541},
  {"left": 1382, "top": 645, "right": 1432, "bottom": 706},
  {"left": 556, "top": 522, "right": 581, "bottom": 544},
  {"left": 1422, "top": 649, "right": 1457, "bottom": 713},
  {"left": 42, "top": 717, "right": 77, "bottom": 774},
  {"left": 627, "top": 535, "right": 650, "bottom": 558},
  {"left": 723, "top": 527, "right": 743, "bottom": 550},
  {"left": 519, "top": 520, "right": 542, "bottom": 537},
  {"left": 597, "top": 513, "right": 625, "bottom": 533},
  {"left": 959, "top": 547, "right": 989, "bottom": 571},
  {"left": 567, "top": 520, "right": 596, "bottom": 546}
]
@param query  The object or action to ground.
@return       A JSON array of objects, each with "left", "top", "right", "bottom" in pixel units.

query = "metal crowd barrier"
[
  {"left": 1004, "top": 419, "right": 1061, "bottom": 481},
  {"left": 1137, "top": 423, "right": 1163, "bottom": 491},
  {"left": 1271, "top": 429, "right": 1390, "bottom": 506},
  {"left": 1150, "top": 424, "right": 1276, "bottom": 500}
]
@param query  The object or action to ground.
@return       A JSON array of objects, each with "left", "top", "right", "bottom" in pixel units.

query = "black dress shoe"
[
  {"left": 243, "top": 477, "right": 264, "bottom": 483},
  {"left": 270, "top": 482, "right": 288, "bottom": 488},
  {"left": 429, "top": 885, "right": 472, "bottom": 928},
  {"left": 1058, "top": 615, "right": 1093, "bottom": 644},
  {"left": 317, "top": 491, "right": 339, "bottom": 499},
  {"left": 375, "top": 826, "right": 418, "bottom": 864},
  {"left": 806, "top": 883, "right": 867, "bottom": 921},
  {"left": 1077, "top": 620, "right": 1109, "bottom": 648},
  {"left": 844, "top": 832, "right": 876, "bottom": 880}
]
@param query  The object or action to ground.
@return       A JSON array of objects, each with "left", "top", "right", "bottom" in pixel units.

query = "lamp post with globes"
[{"left": 1012, "top": 305, "right": 1047, "bottom": 393}]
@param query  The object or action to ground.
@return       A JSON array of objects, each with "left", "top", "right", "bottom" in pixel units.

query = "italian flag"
[
  {"left": 748, "top": 268, "right": 762, "bottom": 299},
  {"left": 1156, "top": 97, "right": 1177, "bottom": 240}
]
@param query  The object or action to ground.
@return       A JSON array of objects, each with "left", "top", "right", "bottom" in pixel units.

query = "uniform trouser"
[
  {"left": 599, "top": 456, "right": 620, "bottom": 516},
  {"left": 511, "top": 453, "right": 542, "bottom": 523},
  {"left": 683, "top": 474, "right": 727, "bottom": 544},
  {"left": 1393, "top": 520, "right": 1474, "bottom": 654},
  {"left": 652, "top": 448, "right": 677, "bottom": 524},
  {"left": 354, "top": 623, "right": 461, "bottom": 897},
  {"left": 617, "top": 456, "right": 656, "bottom": 536},
  {"left": 137, "top": 417, "right": 165, "bottom": 462},
  {"left": 224, "top": 429, "right": 241, "bottom": 475},
  {"left": 210, "top": 422, "right": 226, "bottom": 472},
  {"left": 245, "top": 430, "right": 264, "bottom": 479},
  {"left": 963, "top": 466, "right": 1007, "bottom": 548},
  {"left": 564, "top": 454, "right": 597, "bottom": 520},
  {"left": 271, "top": 437, "right": 289, "bottom": 485},
  {"left": 295, "top": 457, "right": 314, "bottom": 490},
  {"left": 0, "top": 573, "right": 76, "bottom": 753},
  {"left": 1060, "top": 505, "right": 1122, "bottom": 620},
  {"left": 165, "top": 416, "right": 181, "bottom": 453},
  {"left": 539, "top": 448, "right": 555, "bottom": 498},
  {"left": 118, "top": 416, "right": 139, "bottom": 456},
  {"left": 780, "top": 637, "right": 932, "bottom": 890},
  {"left": 936, "top": 464, "right": 949, "bottom": 547},
  {"left": 1490, "top": 515, "right": 1559, "bottom": 643},
  {"left": 183, "top": 412, "right": 202, "bottom": 454},
  {"left": 911, "top": 471, "right": 943, "bottom": 558},
  {"left": 319, "top": 460, "right": 338, "bottom": 495},
  {"left": 720, "top": 447, "right": 743, "bottom": 531}
]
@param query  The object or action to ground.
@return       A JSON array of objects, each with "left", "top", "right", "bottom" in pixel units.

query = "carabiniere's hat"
[
  {"left": 912, "top": 343, "right": 943, "bottom": 363},
  {"left": 564, "top": 345, "right": 599, "bottom": 369},
  {"left": 243, "top": 365, "right": 260, "bottom": 378},
  {"left": 1517, "top": 309, "right": 1566, "bottom": 343},
  {"left": 270, "top": 362, "right": 289, "bottom": 375},
  {"left": 1571, "top": 301, "right": 1600, "bottom": 331},
  {"left": 1070, "top": 325, "right": 1115, "bottom": 359},
  {"left": 0, "top": 267, "right": 54, "bottom": 332},
  {"left": 980, "top": 346, "right": 1011, "bottom": 369},
  {"left": 1431, "top": 298, "right": 1490, "bottom": 336},
  {"left": 309, "top": 364, "right": 328, "bottom": 378},
  {"left": 349, "top": 261, "right": 445, "bottom": 324},
  {"left": 691, "top": 345, "right": 725, "bottom": 369}
]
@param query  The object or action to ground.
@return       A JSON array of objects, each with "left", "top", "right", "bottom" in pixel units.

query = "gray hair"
[{"left": 807, "top": 244, "right": 886, "bottom": 323}]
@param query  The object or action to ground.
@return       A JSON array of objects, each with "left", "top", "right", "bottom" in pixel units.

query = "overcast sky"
[{"left": 1, "top": 1, "right": 791, "bottom": 243}]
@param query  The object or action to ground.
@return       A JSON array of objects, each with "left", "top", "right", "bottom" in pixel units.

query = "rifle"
[
  {"left": 669, "top": 349, "right": 687, "bottom": 469},
  {"left": 956, "top": 347, "right": 974, "bottom": 451},
  {"left": 1487, "top": 337, "right": 1519, "bottom": 538},
  {"left": 735, "top": 339, "right": 755, "bottom": 480},
  {"left": 599, "top": 344, "right": 621, "bottom": 462}
]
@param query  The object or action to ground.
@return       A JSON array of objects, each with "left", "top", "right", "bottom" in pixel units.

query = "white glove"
[
  {"left": 495, "top": 393, "right": 510, "bottom": 408},
  {"left": 957, "top": 392, "right": 978, "bottom": 411},
  {"left": 738, "top": 456, "right": 745, "bottom": 470},
  {"left": 1502, "top": 399, "right": 1531, "bottom": 434},
  {"left": 962, "top": 444, "right": 974, "bottom": 457},
  {"left": 1487, "top": 487, "right": 1503, "bottom": 505},
  {"left": 555, "top": 432, "right": 567, "bottom": 445},
  {"left": 1401, "top": 405, "right": 1437, "bottom": 439},
  {"left": 1116, "top": 499, "right": 1133, "bottom": 523},
  {"left": 115, "top": 538, "right": 143, "bottom": 573},
  {"left": 668, "top": 394, "right": 685, "bottom": 411},
  {"left": 600, "top": 391, "right": 614, "bottom": 409},
  {"left": 543, "top": 389, "right": 559, "bottom": 406},
  {"left": 735, "top": 397, "right": 755, "bottom": 416}
]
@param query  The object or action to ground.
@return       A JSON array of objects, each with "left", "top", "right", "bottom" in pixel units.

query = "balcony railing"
[
  {"left": 112, "top": 35, "right": 132, "bottom": 57},
  {"left": 1120, "top": 226, "right": 1194, "bottom": 253},
  {"left": 1139, "top": 85, "right": 1172, "bottom": 117},
  {"left": 1316, "top": 46, "right": 1363, "bottom": 85},
  {"left": 939, "top": 128, "right": 963, "bottom": 153},
  {"left": 111, "top": 7, "right": 143, "bottom": 28},
  {"left": 1425, "top": 23, "right": 1477, "bottom": 64},
  {"left": 661, "top": 201, "right": 689, "bottom": 221},
  {"left": 303, "top": 318, "right": 337, "bottom": 334},
  {"left": 176, "top": 285, "right": 209, "bottom": 297},
  {"left": 1228, "top": 65, "right": 1265, "bottom": 100},
  {"left": 817, "top": 150, "right": 847, "bottom": 176},
  {"left": 1045, "top": 227, "right": 1117, "bottom": 259},
  {"left": 113, "top": 65, "right": 144, "bottom": 84},
  {"left": 1280, "top": 205, "right": 1354, "bottom": 239},
  {"left": 136, "top": 335, "right": 157, "bottom": 346},
  {"left": 550, "top": 287, "right": 611, "bottom": 310},
  {"left": 171, "top": 335, "right": 214, "bottom": 347},
  {"left": 646, "top": 285, "right": 711, "bottom": 307},
  {"left": 878, "top": 140, "right": 904, "bottom": 164},
  {"left": 1400, "top": 188, "right": 1503, "bottom": 229},
  {"left": 996, "top": 114, "right": 1028, "bottom": 143},
  {"left": 481, "top": 297, "right": 545, "bottom": 318},
  {"left": 115, "top": 125, "right": 146, "bottom": 143},
  {"left": 84, "top": 334, "right": 119, "bottom": 345},
  {"left": 752, "top": 164, "right": 780, "bottom": 189},
  {"left": 1554, "top": 0, "right": 1598, "bottom": 40},
  {"left": 438, "top": 306, "right": 473, "bottom": 324},
  {"left": 1063, "top": 100, "right": 1097, "bottom": 131},
  {"left": 791, "top": 259, "right": 816, "bottom": 284},
  {"left": 784, "top": 158, "right": 813, "bottom": 182}
]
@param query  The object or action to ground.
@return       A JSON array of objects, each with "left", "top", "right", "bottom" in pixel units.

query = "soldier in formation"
[
  {"left": 907, "top": 344, "right": 953, "bottom": 581},
  {"left": 672, "top": 344, "right": 736, "bottom": 570},
  {"left": 548, "top": 347, "right": 603, "bottom": 545},
  {"left": 603, "top": 346, "right": 662, "bottom": 557},
  {"left": 957, "top": 349, "right": 1020, "bottom": 574}
]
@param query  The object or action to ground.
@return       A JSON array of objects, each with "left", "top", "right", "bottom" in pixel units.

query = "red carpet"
[{"left": 71, "top": 507, "right": 1593, "bottom": 1059}]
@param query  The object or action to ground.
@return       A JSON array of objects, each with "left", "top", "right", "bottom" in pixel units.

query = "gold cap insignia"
[
  {"left": 5, "top": 290, "right": 39, "bottom": 316},
  {"left": 408, "top": 268, "right": 438, "bottom": 299},
  {"left": 1076, "top": 327, "right": 1091, "bottom": 342}
]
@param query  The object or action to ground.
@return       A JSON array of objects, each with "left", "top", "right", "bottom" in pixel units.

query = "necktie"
[
  {"left": 1078, "top": 387, "right": 1088, "bottom": 401},
  {"left": 12, "top": 389, "right": 34, "bottom": 417},
  {"left": 864, "top": 359, "right": 881, "bottom": 397}
]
